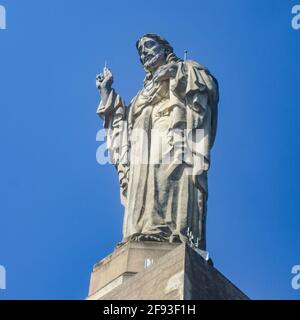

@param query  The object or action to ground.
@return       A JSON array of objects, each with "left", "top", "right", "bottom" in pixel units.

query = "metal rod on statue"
[{"left": 184, "top": 50, "right": 188, "bottom": 61}]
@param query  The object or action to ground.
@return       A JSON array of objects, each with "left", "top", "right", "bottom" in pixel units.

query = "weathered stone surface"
[
  {"left": 183, "top": 244, "right": 249, "bottom": 300},
  {"left": 87, "top": 241, "right": 179, "bottom": 299},
  {"left": 96, "top": 34, "right": 219, "bottom": 249},
  {"left": 87, "top": 242, "right": 249, "bottom": 300}
]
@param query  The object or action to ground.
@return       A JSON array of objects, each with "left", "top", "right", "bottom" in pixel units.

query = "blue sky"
[{"left": 0, "top": 0, "right": 299, "bottom": 300}]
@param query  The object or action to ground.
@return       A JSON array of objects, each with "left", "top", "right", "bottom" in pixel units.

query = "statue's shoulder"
[
  {"left": 183, "top": 59, "right": 218, "bottom": 91},
  {"left": 182, "top": 59, "right": 209, "bottom": 73}
]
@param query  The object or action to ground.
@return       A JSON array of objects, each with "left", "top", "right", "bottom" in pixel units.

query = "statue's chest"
[
  {"left": 140, "top": 80, "right": 169, "bottom": 104},
  {"left": 129, "top": 80, "right": 170, "bottom": 128}
]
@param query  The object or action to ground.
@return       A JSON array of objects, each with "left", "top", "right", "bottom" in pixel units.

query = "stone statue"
[{"left": 96, "top": 34, "right": 219, "bottom": 250}]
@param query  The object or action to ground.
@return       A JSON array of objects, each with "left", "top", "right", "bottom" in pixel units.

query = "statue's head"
[{"left": 136, "top": 34, "right": 180, "bottom": 75}]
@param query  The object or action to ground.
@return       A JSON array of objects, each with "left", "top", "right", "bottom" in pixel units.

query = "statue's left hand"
[{"left": 154, "top": 63, "right": 178, "bottom": 82}]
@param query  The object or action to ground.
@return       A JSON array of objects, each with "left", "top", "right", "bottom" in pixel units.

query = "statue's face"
[{"left": 138, "top": 37, "right": 166, "bottom": 72}]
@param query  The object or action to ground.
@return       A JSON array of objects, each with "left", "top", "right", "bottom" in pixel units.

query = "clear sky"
[{"left": 0, "top": 0, "right": 299, "bottom": 300}]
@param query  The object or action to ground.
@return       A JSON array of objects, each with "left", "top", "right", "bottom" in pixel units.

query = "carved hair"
[{"left": 136, "top": 34, "right": 182, "bottom": 83}]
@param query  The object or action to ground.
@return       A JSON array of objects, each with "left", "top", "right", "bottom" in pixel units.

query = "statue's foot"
[
  {"left": 136, "top": 233, "right": 165, "bottom": 242},
  {"left": 169, "top": 233, "right": 183, "bottom": 243},
  {"left": 124, "top": 233, "right": 166, "bottom": 243},
  {"left": 116, "top": 231, "right": 182, "bottom": 248}
]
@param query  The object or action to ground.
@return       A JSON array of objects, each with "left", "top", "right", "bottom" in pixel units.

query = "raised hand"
[{"left": 96, "top": 67, "right": 114, "bottom": 104}]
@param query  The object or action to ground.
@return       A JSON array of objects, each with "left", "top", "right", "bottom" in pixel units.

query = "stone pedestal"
[
  {"left": 87, "top": 241, "right": 179, "bottom": 300},
  {"left": 87, "top": 242, "right": 249, "bottom": 300}
]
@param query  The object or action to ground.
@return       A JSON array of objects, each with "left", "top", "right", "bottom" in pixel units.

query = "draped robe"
[{"left": 97, "top": 60, "right": 218, "bottom": 250}]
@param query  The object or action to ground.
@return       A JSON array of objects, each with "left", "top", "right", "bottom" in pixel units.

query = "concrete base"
[
  {"left": 87, "top": 241, "right": 179, "bottom": 300},
  {"left": 87, "top": 242, "right": 249, "bottom": 300}
]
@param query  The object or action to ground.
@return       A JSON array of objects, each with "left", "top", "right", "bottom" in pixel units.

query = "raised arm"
[
  {"left": 96, "top": 67, "right": 114, "bottom": 106},
  {"left": 96, "top": 68, "right": 129, "bottom": 205},
  {"left": 96, "top": 68, "right": 126, "bottom": 123}
]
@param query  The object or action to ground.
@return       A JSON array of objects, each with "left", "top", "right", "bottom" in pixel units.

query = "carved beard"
[{"left": 143, "top": 50, "right": 166, "bottom": 71}]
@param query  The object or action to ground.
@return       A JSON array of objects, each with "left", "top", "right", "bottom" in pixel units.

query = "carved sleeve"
[{"left": 97, "top": 90, "right": 129, "bottom": 205}]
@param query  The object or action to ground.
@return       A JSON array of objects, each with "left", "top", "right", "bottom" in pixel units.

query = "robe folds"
[{"left": 97, "top": 60, "right": 219, "bottom": 249}]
